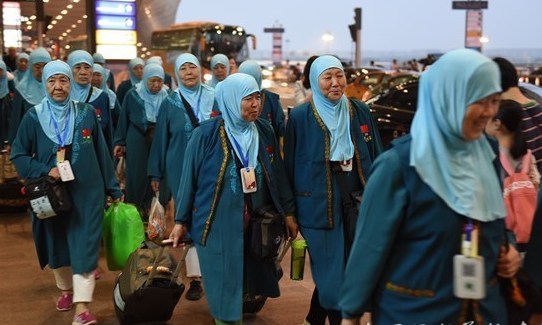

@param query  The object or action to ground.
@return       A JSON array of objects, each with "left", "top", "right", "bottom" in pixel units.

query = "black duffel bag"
[
  {"left": 24, "top": 176, "right": 72, "bottom": 219},
  {"left": 249, "top": 205, "right": 286, "bottom": 261}
]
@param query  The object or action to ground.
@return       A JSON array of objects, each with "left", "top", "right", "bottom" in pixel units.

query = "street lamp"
[{"left": 322, "top": 32, "right": 334, "bottom": 53}]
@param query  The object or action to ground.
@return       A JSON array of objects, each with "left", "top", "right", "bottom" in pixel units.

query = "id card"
[
  {"left": 453, "top": 255, "right": 486, "bottom": 299},
  {"left": 58, "top": 160, "right": 75, "bottom": 182},
  {"left": 340, "top": 159, "right": 353, "bottom": 172},
  {"left": 240, "top": 167, "right": 257, "bottom": 193}
]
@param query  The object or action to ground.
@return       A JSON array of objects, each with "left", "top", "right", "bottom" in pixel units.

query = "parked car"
[{"left": 365, "top": 79, "right": 419, "bottom": 147}]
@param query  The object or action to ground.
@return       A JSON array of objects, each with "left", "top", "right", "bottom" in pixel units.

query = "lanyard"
[
  {"left": 230, "top": 134, "right": 250, "bottom": 168},
  {"left": 462, "top": 219, "right": 478, "bottom": 257},
  {"left": 47, "top": 101, "right": 71, "bottom": 148}
]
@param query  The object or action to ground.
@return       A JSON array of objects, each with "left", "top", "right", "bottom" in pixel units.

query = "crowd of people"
[{"left": 1, "top": 46, "right": 542, "bottom": 325}]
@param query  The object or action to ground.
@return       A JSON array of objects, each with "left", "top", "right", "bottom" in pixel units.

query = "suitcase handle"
[{"left": 146, "top": 239, "right": 193, "bottom": 287}]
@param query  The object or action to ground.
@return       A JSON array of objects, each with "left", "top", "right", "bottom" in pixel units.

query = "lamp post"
[{"left": 322, "top": 32, "right": 334, "bottom": 54}]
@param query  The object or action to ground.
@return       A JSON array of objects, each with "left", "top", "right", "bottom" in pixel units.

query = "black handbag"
[
  {"left": 24, "top": 176, "right": 72, "bottom": 219},
  {"left": 249, "top": 205, "right": 286, "bottom": 261}
]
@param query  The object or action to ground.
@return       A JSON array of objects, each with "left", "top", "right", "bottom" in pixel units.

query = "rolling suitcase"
[{"left": 113, "top": 239, "right": 192, "bottom": 325}]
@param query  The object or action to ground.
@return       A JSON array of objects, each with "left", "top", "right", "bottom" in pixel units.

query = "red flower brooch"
[
  {"left": 82, "top": 128, "right": 92, "bottom": 143},
  {"left": 360, "top": 124, "right": 372, "bottom": 143}
]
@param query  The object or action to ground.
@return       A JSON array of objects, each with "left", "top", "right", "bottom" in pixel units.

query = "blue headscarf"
[
  {"left": 93, "top": 63, "right": 117, "bottom": 110},
  {"left": 136, "top": 63, "right": 168, "bottom": 123},
  {"left": 238, "top": 60, "right": 262, "bottom": 90},
  {"left": 35, "top": 60, "right": 76, "bottom": 146},
  {"left": 175, "top": 53, "right": 215, "bottom": 121},
  {"left": 0, "top": 60, "right": 8, "bottom": 98},
  {"left": 410, "top": 48, "right": 505, "bottom": 222},
  {"left": 92, "top": 52, "right": 112, "bottom": 86},
  {"left": 68, "top": 50, "right": 102, "bottom": 102},
  {"left": 146, "top": 56, "right": 163, "bottom": 66},
  {"left": 216, "top": 73, "right": 260, "bottom": 168},
  {"left": 128, "top": 58, "right": 145, "bottom": 86},
  {"left": 15, "top": 47, "right": 51, "bottom": 105},
  {"left": 14, "top": 52, "right": 29, "bottom": 84},
  {"left": 309, "top": 55, "right": 354, "bottom": 162},
  {"left": 208, "top": 54, "right": 230, "bottom": 88}
]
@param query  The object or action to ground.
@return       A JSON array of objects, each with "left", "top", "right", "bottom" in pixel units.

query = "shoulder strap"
[
  {"left": 84, "top": 86, "right": 93, "bottom": 103},
  {"left": 520, "top": 149, "right": 532, "bottom": 174},
  {"left": 179, "top": 93, "right": 199, "bottom": 128},
  {"left": 499, "top": 151, "right": 515, "bottom": 176}
]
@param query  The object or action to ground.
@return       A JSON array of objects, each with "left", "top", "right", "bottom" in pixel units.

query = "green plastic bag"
[{"left": 103, "top": 202, "right": 145, "bottom": 271}]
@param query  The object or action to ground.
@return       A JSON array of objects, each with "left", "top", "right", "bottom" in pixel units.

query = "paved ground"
[{"left": 0, "top": 211, "right": 318, "bottom": 325}]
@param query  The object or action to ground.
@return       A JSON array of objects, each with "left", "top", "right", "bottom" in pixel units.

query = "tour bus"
[{"left": 150, "top": 21, "right": 256, "bottom": 75}]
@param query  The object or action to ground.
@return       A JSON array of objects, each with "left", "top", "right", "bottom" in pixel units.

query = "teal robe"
[
  {"left": 116, "top": 79, "right": 133, "bottom": 107},
  {"left": 7, "top": 87, "right": 34, "bottom": 144},
  {"left": 87, "top": 90, "right": 113, "bottom": 154},
  {"left": 175, "top": 117, "right": 295, "bottom": 322},
  {"left": 147, "top": 92, "right": 197, "bottom": 198},
  {"left": 261, "top": 89, "right": 285, "bottom": 138},
  {"left": 0, "top": 95, "right": 11, "bottom": 143},
  {"left": 340, "top": 135, "right": 507, "bottom": 323},
  {"left": 114, "top": 89, "right": 169, "bottom": 210},
  {"left": 10, "top": 103, "right": 122, "bottom": 274},
  {"left": 283, "top": 99, "right": 382, "bottom": 310}
]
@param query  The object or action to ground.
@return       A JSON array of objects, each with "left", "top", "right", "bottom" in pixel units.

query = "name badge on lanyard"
[
  {"left": 231, "top": 136, "right": 257, "bottom": 194},
  {"left": 453, "top": 220, "right": 485, "bottom": 299},
  {"left": 50, "top": 102, "right": 75, "bottom": 182}
]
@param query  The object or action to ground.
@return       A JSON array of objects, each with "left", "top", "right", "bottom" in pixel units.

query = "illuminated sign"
[
  {"left": 96, "top": 45, "right": 137, "bottom": 60},
  {"left": 96, "top": 1, "right": 135, "bottom": 16},
  {"left": 96, "top": 15, "right": 136, "bottom": 30},
  {"left": 96, "top": 30, "right": 136, "bottom": 45}
]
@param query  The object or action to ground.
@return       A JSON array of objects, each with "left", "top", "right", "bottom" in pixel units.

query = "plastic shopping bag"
[
  {"left": 103, "top": 202, "right": 145, "bottom": 270},
  {"left": 147, "top": 193, "right": 166, "bottom": 240}
]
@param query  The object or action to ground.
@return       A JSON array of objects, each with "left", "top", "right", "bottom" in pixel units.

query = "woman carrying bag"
[{"left": 10, "top": 60, "right": 122, "bottom": 325}]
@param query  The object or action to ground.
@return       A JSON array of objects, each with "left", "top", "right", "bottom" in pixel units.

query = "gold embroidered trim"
[
  {"left": 201, "top": 124, "right": 229, "bottom": 245},
  {"left": 349, "top": 101, "right": 366, "bottom": 187},
  {"left": 310, "top": 100, "right": 334, "bottom": 228},
  {"left": 385, "top": 282, "right": 434, "bottom": 298}
]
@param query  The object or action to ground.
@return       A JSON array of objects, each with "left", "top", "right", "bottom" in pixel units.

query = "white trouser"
[
  {"left": 185, "top": 246, "right": 201, "bottom": 278},
  {"left": 52, "top": 267, "right": 95, "bottom": 303}
]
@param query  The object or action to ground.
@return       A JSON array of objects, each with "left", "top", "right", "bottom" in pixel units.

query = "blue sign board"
[
  {"left": 96, "top": 15, "right": 136, "bottom": 30},
  {"left": 96, "top": 1, "right": 135, "bottom": 16}
]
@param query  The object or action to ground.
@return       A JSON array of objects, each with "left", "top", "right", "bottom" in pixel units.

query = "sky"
[{"left": 176, "top": 0, "right": 542, "bottom": 59}]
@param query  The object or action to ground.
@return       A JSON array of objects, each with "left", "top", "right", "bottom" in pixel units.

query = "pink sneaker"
[
  {"left": 55, "top": 292, "right": 73, "bottom": 311},
  {"left": 72, "top": 310, "right": 97, "bottom": 325}
]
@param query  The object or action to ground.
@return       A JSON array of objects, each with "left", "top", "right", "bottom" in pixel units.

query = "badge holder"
[
  {"left": 453, "top": 221, "right": 485, "bottom": 299},
  {"left": 240, "top": 167, "right": 257, "bottom": 194},
  {"left": 57, "top": 148, "right": 75, "bottom": 182}
]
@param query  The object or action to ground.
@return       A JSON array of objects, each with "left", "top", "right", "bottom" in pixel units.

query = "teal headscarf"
[
  {"left": 15, "top": 47, "right": 51, "bottom": 105},
  {"left": 146, "top": 56, "right": 163, "bottom": 66},
  {"left": 238, "top": 60, "right": 262, "bottom": 90},
  {"left": 135, "top": 63, "right": 168, "bottom": 123},
  {"left": 410, "top": 48, "right": 505, "bottom": 222},
  {"left": 216, "top": 73, "right": 260, "bottom": 168},
  {"left": 0, "top": 60, "right": 8, "bottom": 98},
  {"left": 208, "top": 54, "right": 230, "bottom": 88},
  {"left": 128, "top": 58, "right": 145, "bottom": 86},
  {"left": 92, "top": 52, "right": 112, "bottom": 87},
  {"left": 35, "top": 60, "right": 76, "bottom": 146},
  {"left": 14, "top": 52, "right": 29, "bottom": 84},
  {"left": 68, "top": 50, "right": 102, "bottom": 102},
  {"left": 309, "top": 55, "right": 354, "bottom": 162},
  {"left": 93, "top": 63, "right": 117, "bottom": 110},
  {"left": 174, "top": 53, "right": 215, "bottom": 121}
]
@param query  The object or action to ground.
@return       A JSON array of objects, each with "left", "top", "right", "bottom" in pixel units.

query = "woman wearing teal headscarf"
[
  {"left": 114, "top": 63, "right": 169, "bottom": 215},
  {"left": 116, "top": 57, "right": 144, "bottom": 106},
  {"left": 148, "top": 53, "right": 216, "bottom": 301},
  {"left": 13, "top": 52, "right": 29, "bottom": 85},
  {"left": 0, "top": 60, "right": 11, "bottom": 142},
  {"left": 207, "top": 53, "right": 230, "bottom": 88},
  {"left": 169, "top": 73, "right": 298, "bottom": 324},
  {"left": 8, "top": 47, "right": 51, "bottom": 144},
  {"left": 10, "top": 60, "right": 122, "bottom": 325},
  {"left": 92, "top": 52, "right": 115, "bottom": 92},
  {"left": 67, "top": 50, "right": 113, "bottom": 153},
  {"left": 284, "top": 55, "right": 383, "bottom": 325},
  {"left": 92, "top": 63, "right": 121, "bottom": 128},
  {"left": 238, "top": 60, "right": 285, "bottom": 139},
  {"left": 340, "top": 49, "right": 521, "bottom": 324}
]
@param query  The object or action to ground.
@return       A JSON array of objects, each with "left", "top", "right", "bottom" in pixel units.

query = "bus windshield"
[{"left": 151, "top": 22, "right": 254, "bottom": 73}]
